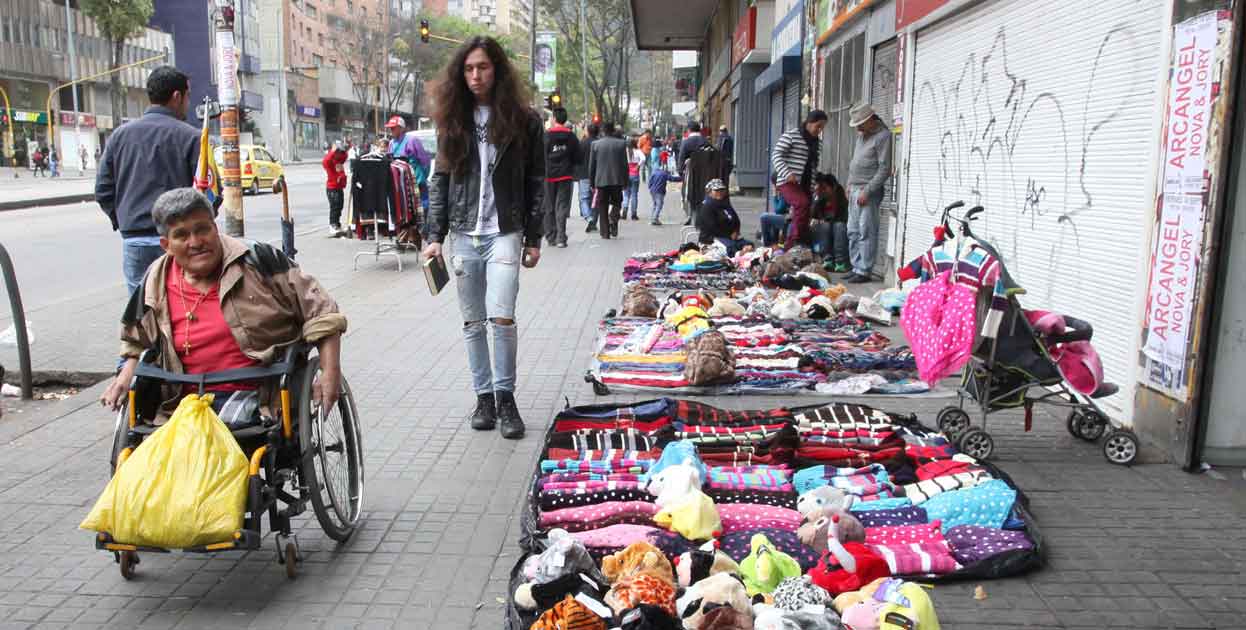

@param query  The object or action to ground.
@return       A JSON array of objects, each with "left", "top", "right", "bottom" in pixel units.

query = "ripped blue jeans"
[{"left": 451, "top": 231, "right": 522, "bottom": 394}]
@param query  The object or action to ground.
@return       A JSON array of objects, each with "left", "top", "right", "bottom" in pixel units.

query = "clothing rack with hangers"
[{"left": 349, "top": 153, "right": 420, "bottom": 272}]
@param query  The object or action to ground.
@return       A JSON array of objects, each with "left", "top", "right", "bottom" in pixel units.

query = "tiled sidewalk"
[{"left": 0, "top": 196, "right": 1243, "bottom": 630}]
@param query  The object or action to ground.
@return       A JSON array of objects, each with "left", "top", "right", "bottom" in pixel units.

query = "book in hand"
[{"left": 422, "top": 254, "right": 450, "bottom": 295}]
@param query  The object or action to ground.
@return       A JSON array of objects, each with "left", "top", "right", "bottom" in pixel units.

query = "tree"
[
  {"left": 339, "top": 14, "right": 390, "bottom": 134},
  {"left": 539, "top": 0, "right": 639, "bottom": 128},
  {"left": 80, "top": 0, "right": 154, "bottom": 123},
  {"left": 389, "top": 13, "right": 528, "bottom": 120}
]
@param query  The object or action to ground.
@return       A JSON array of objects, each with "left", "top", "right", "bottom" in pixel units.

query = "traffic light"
[
  {"left": 546, "top": 89, "right": 561, "bottom": 110},
  {"left": 419, "top": 19, "right": 430, "bottom": 43}
]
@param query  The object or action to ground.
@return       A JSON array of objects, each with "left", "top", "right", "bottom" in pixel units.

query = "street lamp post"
[{"left": 214, "top": 0, "right": 245, "bottom": 237}]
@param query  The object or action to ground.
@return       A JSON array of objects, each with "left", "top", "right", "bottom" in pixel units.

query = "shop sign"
[
  {"left": 59, "top": 112, "right": 97, "bottom": 127},
  {"left": 1142, "top": 192, "right": 1202, "bottom": 371},
  {"left": 1162, "top": 12, "right": 1215, "bottom": 195},
  {"left": 732, "top": 6, "right": 757, "bottom": 67},
  {"left": 297, "top": 105, "right": 322, "bottom": 118},
  {"left": 772, "top": 0, "right": 803, "bottom": 58},
  {"left": 6, "top": 109, "right": 46, "bottom": 124},
  {"left": 896, "top": 0, "right": 950, "bottom": 30}
]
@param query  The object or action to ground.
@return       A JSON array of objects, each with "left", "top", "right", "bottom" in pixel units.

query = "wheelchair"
[{"left": 99, "top": 343, "right": 364, "bottom": 579}]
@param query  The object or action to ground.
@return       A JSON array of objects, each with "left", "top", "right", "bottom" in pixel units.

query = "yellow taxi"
[{"left": 213, "top": 144, "right": 285, "bottom": 195}]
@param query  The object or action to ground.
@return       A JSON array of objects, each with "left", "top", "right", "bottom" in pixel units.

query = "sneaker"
[
  {"left": 557, "top": 241, "right": 568, "bottom": 248},
  {"left": 650, "top": 220, "right": 661, "bottom": 226},
  {"left": 496, "top": 391, "right": 525, "bottom": 439},
  {"left": 468, "top": 393, "right": 497, "bottom": 430},
  {"left": 833, "top": 263, "right": 850, "bottom": 273},
  {"left": 841, "top": 272, "right": 862, "bottom": 282},
  {"left": 586, "top": 222, "right": 596, "bottom": 233},
  {"left": 848, "top": 273, "right": 872, "bottom": 284}
]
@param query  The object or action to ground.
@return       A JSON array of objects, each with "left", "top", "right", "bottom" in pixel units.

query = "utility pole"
[
  {"left": 63, "top": 0, "right": 82, "bottom": 171},
  {"left": 215, "top": 0, "right": 244, "bottom": 237},
  {"left": 530, "top": 0, "right": 537, "bottom": 96},
  {"left": 277, "top": 1, "right": 289, "bottom": 162},
  {"left": 580, "top": 0, "right": 589, "bottom": 121}
]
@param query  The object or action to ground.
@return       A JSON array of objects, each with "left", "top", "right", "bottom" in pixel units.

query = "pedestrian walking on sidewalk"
[
  {"left": 95, "top": 65, "right": 200, "bottom": 295},
  {"left": 646, "top": 158, "right": 680, "bottom": 225},
  {"left": 623, "top": 137, "right": 644, "bottom": 220},
  {"left": 48, "top": 148, "right": 60, "bottom": 178},
  {"left": 843, "top": 102, "right": 893, "bottom": 284},
  {"left": 31, "top": 148, "right": 45, "bottom": 177},
  {"left": 542, "top": 107, "right": 579, "bottom": 247},
  {"left": 637, "top": 130, "right": 653, "bottom": 183},
  {"left": 79, "top": 144, "right": 88, "bottom": 175},
  {"left": 423, "top": 36, "right": 545, "bottom": 440},
  {"left": 771, "top": 109, "right": 828, "bottom": 249},
  {"left": 587, "top": 121, "right": 627, "bottom": 239},
  {"left": 717, "top": 124, "right": 734, "bottom": 184},
  {"left": 322, "top": 140, "right": 348, "bottom": 237},
  {"left": 575, "top": 123, "right": 598, "bottom": 221}
]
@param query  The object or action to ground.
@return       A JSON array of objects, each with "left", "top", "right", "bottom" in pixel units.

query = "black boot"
[
  {"left": 469, "top": 393, "right": 497, "bottom": 430},
  {"left": 495, "top": 391, "right": 525, "bottom": 439}
]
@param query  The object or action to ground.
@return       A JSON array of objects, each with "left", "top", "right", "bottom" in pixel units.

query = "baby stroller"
[{"left": 925, "top": 203, "right": 1140, "bottom": 465}]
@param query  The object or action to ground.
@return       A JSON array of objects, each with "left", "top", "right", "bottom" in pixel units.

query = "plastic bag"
[{"left": 80, "top": 393, "right": 249, "bottom": 548}]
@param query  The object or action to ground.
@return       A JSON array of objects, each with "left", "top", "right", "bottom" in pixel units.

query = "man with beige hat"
[{"left": 843, "top": 102, "right": 893, "bottom": 283}]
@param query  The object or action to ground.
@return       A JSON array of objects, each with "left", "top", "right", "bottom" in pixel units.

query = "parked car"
[{"left": 213, "top": 144, "right": 285, "bottom": 195}]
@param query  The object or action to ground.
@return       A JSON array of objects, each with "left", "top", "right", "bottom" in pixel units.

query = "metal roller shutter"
[
  {"left": 783, "top": 75, "right": 801, "bottom": 131},
  {"left": 903, "top": 0, "right": 1166, "bottom": 421},
  {"left": 769, "top": 88, "right": 785, "bottom": 201},
  {"left": 871, "top": 39, "right": 899, "bottom": 270}
]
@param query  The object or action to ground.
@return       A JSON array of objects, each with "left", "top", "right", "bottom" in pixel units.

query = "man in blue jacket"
[{"left": 96, "top": 66, "right": 200, "bottom": 294}]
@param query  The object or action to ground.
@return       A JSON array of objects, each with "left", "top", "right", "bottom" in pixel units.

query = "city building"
[
  {"left": 0, "top": 0, "right": 173, "bottom": 167},
  {"left": 448, "top": 0, "right": 532, "bottom": 34},
  {"left": 633, "top": 0, "right": 1246, "bottom": 469},
  {"left": 150, "top": 0, "right": 265, "bottom": 133}
]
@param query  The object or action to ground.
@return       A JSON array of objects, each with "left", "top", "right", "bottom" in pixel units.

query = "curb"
[{"left": 0, "top": 193, "right": 95, "bottom": 212}]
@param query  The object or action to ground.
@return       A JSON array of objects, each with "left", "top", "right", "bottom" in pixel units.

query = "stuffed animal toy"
[
  {"left": 521, "top": 529, "right": 607, "bottom": 585},
  {"left": 796, "top": 486, "right": 854, "bottom": 517},
  {"left": 516, "top": 529, "right": 610, "bottom": 610},
  {"left": 830, "top": 577, "right": 888, "bottom": 614},
  {"left": 602, "top": 542, "right": 676, "bottom": 585},
  {"left": 836, "top": 578, "right": 941, "bottom": 630},
  {"left": 646, "top": 460, "right": 705, "bottom": 508},
  {"left": 606, "top": 572, "right": 679, "bottom": 617},
  {"left": 654, "top": 489, "right": 722, "bottom": 542},
  {"left": 674, "top": 540, "right": 741, "bottom": 588},
  {"left": 707, "top": 296, "right": 746, "bottom": 318},
  {"left": 739, "top": 533, "right": 803, "bottom": 597},
  {"left": 676, "top": 572, "right": 753, "bottom": 630},
  {"left": 530, "top": 594, "right": 608, "bottom": 630},
  {"left": 514, "top": 571, "right": 609, "bottom": 612},
  {"left": 666, "top": 305, "right": 712, "bottom": 340},
  {"left": 698, "top": 605, "right": 753, "bottom": 630},
  {"left": 807, "top": 514, "right": 890, "bottom": 596},
  {"left": 770, "top": 575, "right": 833, "bottom": 612},
  {"left": 753, "top": 603, "right": 844, "bottom": 630},
  {"left": 616, "top": 603, "right": 683, "bottom": 630},
  {"left": 797, "top": 508, "right": 865, "bottom": 553},
  {"left": 648, "top": 440, "right": 707, "bottom": 483}
]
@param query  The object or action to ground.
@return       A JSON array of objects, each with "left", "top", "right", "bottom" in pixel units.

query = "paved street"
[{"left": 0, "top": 188, "right": 1244, "bottom": 630}]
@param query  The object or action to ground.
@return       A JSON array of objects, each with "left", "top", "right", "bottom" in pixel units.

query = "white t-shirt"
[{"left": 468, "top": 105, "right": 500, "bottom": 236}]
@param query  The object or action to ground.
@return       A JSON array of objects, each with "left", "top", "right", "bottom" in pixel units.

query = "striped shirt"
[{"left": 771, "top": 127, "right": 821, "bottom": 186}]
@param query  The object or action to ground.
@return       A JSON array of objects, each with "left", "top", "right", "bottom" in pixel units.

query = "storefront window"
[{"left": 297, "top": 121, "right": 319, "bottom": 149}]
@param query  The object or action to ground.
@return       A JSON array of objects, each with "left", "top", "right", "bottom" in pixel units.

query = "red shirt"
[
  {"left": 322, "top": 149, "right": 347, "bottom": 190},
  {"left": 166, "top": 259, "right": 261, "bottom": 391}
]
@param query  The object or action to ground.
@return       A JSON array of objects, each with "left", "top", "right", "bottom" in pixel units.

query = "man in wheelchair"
[{"left": 99, "top": 187, "right": 347, "bottom": 426}]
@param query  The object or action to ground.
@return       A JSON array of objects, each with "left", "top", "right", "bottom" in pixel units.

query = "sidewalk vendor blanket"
[
  {"left": 591, "top": 315, "right": 929, "bottom": 396},
  {"left": 507, "top": 398, "right": 1043, "bottom": 629}
]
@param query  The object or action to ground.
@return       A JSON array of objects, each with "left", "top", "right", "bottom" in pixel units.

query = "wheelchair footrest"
[{"left": 94, "top": 529, "right": 262, "bottom": 553}]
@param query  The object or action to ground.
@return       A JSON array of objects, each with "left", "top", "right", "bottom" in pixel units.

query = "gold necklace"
[{"left": 176, "top": 269, "right": 214, "bottom": 355}]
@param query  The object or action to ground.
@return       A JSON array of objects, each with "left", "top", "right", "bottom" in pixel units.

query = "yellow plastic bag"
[{"left": 80, "top": 394, "right": 249, "bottom": 548}]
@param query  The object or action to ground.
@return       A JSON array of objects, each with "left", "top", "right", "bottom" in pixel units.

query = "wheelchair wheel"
[
  {"left": 298, "top": 355, "right": 364, "bottom": 542},
  {"left": 109, "top": 404, "right": 130, "bottom": 475}
]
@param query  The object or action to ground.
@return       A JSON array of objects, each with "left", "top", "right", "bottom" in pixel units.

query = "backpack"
[{"left": 683, "top": 330, "right": 735, "bottom": 386}]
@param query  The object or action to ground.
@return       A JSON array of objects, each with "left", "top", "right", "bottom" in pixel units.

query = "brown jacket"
[{"left": 120, "top": 235, "right": 347, "bottom": 419}]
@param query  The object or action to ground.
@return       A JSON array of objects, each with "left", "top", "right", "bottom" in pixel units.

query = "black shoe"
[
  {"left": 469, "top": 393, "right": 497, "bottom": 430},
  {"left": 650, "top": 220, "right": 661, "bottom": 226},
  {"left": 557, "top": 241, "right": 568, "bottom": 248},
  {"left": 586, "top": 222, "right": 596, "bottom": 233},
  {"left": 841, "top": 273, "right": 862, "bottom": 282},
  {"left": 848, "top": 274, "right": 872, "bottom": 284},
  {"left": 496, "top": 391, "right": 525, "bottom": 439},
  {"left": 683, "top": 218, "right": 692, "bottom": 226}
]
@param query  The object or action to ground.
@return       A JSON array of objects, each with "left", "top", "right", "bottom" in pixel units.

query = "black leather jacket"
[{"left": 426, "top": 111, "right": 546, "bottom": 248}]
